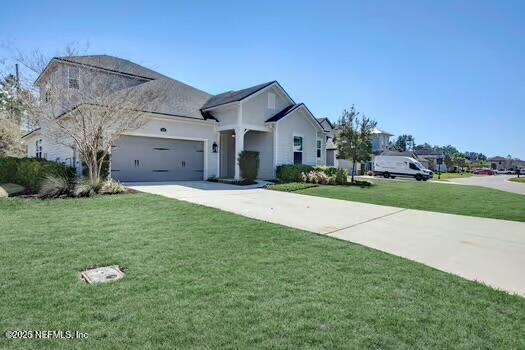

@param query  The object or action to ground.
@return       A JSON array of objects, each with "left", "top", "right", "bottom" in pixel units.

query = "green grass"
[
  {"left": 432, "top": 172, "right": 473, "bottom": 181},
  {"left": 1, "top": 194, "right": 524, "bottom": 349},
  {"left": 0, "top": 183, "right": 25, "bottom": 198},
  {"left": 265, "top": 182, "right": 319, "bottom": 192},
  {"left": 510, "top": 177, "right": 525, "bottom": 184},
  {"left": 293, "top": 180, "right": 525, "bottom": 222}
]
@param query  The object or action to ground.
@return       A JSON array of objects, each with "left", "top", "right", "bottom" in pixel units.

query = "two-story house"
[
  {"left": 22, "top": 55, "right": 326, "bottom": 181},
  {"left": 371, "top": 128, "right": 393, "bottom": 154}
]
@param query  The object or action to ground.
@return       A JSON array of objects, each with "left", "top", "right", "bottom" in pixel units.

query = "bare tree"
[
  {"left": 8, "top": 46, "right": 159, "bottom": 184},
  {"left": 335, "top": 106, "right": 377, "bottom": 183}
]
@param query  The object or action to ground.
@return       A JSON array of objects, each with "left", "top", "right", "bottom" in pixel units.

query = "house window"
[
  {"left": 68, "top": 66, "right": 79, "bottom": 89},
  {"left": 44, "top": 90, "right": 51, "bottom": 103},
  {"left": 268, "top": 92, "right": 276, "bottom": 110},
  {"left": 316, "top": 139, "right": 322, "bottom": 159},
  {"left": 35, "top": 139, "right": 42, "bottom": 159},
  {"left": 293, "top": 136, "right": 303, "bottom": 164}
]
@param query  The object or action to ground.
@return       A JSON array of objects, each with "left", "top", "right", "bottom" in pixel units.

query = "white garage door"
[{"left": 111, "top": 135, "right": 204, "bottom": 182}]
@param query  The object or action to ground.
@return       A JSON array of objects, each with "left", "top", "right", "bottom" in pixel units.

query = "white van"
[{"left": 373, "top": 156, "right": 433, "bottom": 181}]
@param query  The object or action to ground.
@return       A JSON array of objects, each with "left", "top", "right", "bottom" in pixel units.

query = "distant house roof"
[
  {"left": 488, "top": 156, "right": 507, "bottom": 161},
  {"left": 201, "top": 81, "right": 276, "bottom": 110},
  {"left": 380, "top": 150, "right": 416, "bottom": 157},
  {"left": 316, "top": 117, "right": 334, "bottom": 130},
  {"left": 371, "top": 127, "right": 393, "bottom": 136},
  {"left": 415, "top": 150, "right": 445, "bottom": 157}
]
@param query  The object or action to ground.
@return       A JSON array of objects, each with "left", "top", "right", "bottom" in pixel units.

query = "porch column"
[{"left": 234, "top": 127, "right": 245, "bottom": 180}]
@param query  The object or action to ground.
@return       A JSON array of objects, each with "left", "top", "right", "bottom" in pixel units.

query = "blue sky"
[{"left": 1, "top": 0, "right": 523, "bottom": 158}]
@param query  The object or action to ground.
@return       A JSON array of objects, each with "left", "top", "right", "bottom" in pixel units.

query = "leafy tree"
[
  {"left": 414, "top": 142, "right": 434, "bottom": 152},
  {"left": 0, "top": 75, "right": 25, "bottom": 157},
  {"left": 393, "top": 134, "right": 415, "bottom": 152},
  {"left": 335, "top": 106, "right": 377, "bottom": 183},
  {"left": 451, "top": 152, "right": 467, "bottom": 172},
  {"left": 444, "top": 153, "right": 453, "bottom": 169}
]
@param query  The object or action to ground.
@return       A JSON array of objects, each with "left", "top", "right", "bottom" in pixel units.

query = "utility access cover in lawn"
[{"left": 81, "top": 266, "right": 125, "bottom": 284}]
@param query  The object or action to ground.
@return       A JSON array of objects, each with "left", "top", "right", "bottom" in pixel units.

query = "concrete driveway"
[
  {"left": 128, "top": 181, "right": 525, "bottom": 296},
  {"left": 450, "top": 175, "right": 525, "bottom": 195}
]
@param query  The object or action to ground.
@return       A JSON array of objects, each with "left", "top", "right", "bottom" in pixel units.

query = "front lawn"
[
  {"left": 1, "top": 194, "right": 524, "bottom": 349},
  {"left": 432, "top": 172, "right": 472, "bottom": 181},
  {"left": 287, "top": 180, "right": 525, "bottom": 222},
  {"left": 510, "top": 177, "right": 525, "bottom": 184}
]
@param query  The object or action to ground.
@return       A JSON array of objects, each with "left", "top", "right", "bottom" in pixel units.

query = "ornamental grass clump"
[
  {"left": 38, "top": 175, "right": 72, "bottom": 198},
  {"left": 100, "top": 179, "right": 126, "bottom": 194},
  {"left": 72, "top": 179, "right": 101, "bottom": 198}
]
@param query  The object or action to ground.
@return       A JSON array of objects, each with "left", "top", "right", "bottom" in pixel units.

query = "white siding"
[
  {"left": 244, "top": 130, "right": 273, "bottom": 179},
  {"left": 38, "top": 62, "right": 148, "bottom": 118},
  {"left": 275, "top": 108, "right": 323, "bottom": 167},
  {"left": 209, "top": 105, "right": 239, "bottom": 126},
  {"left": 123, "top": 115, "right": 219, "bottom": 179},
  {"left": 23, "top": 128, "right": 78, "bottom": 170},
  {"left": 242, "top": 86, "right": 290, "bottom": 125}
]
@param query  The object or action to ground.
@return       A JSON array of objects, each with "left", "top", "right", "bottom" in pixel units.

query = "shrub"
[
  {"left": 238, "top": 151, "right": 259, "bottom": 180},
  {"left": 305, "top": 170, "right": 330, "bottom": 185},
  {"left": 276, "top": 164, "right": 314, "bottom": 182},
  {"left": 335, "top": 168, "right": 349, "bottom": 185},
  {"left": 265, "top": 182, "right": 319, "bottom": 192},
  {"left": 367, "top": 170, "right": 374, "bottom": 176},
  {"left": 0, "top": 157, "right": 75, "bottom": 193},
  {"left": 39, "top": 175, "right": 71, "bottom": 198},
  {"left": 100, "top": 179, "right": 126, "bottom": 194},
  {"left": 313, "top": 166, "right": 338, "bottom": 177},
  {"left": 73, "top": 179, "right": 100, "bottom": 197}
]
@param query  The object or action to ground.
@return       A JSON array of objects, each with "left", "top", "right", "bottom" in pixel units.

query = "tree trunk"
[
  {"left": 86, "top": 152, "right": 99, "bottom": 185},
  {"left": 351, "top": 160, "right": 356, "bottom": 183}
]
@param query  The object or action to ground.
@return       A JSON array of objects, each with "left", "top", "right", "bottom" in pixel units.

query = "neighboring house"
[
  {"left": 414, "top": 151, "right": 448, "bottom": 172},
  {"left": 317, "top": 117, "right": 337, "bottom": 166},
  {"left": 488, "top": 156, "right": 525, "bottom": 171},
  {"left": 22, "top": 55, "right": 326, "bottom": 181},
  {"left": 316, "top": 120, "right": 393, "bottom": 174},
  {"left": 371, "top": 127, "right": 393, "bottom": 154}
]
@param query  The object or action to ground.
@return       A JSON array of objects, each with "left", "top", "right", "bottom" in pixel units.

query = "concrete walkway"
[
  {"left": 450, "top": 175, "right": 525, "bottom": 195},
  {"left": 128, "top": 181, "right": 525, "bottom": 296}
]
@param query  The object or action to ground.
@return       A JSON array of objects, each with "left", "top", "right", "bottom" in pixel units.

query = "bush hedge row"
[
  {"left": 0, "top": 157, "right": 75, "bottom": 193},
  {"left": 275, "top": 164, "right": 349, "bottom": 184}
]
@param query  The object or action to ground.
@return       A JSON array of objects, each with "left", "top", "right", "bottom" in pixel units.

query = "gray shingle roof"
[
  {"left": 371, "top": 127, "right": 393, "bottom": 136},
  {"left": 317, "top": 117, "right": 334, "bottom": 130},
  {"left": 201, "top": 81, "right": 276, "bottom": 110},
  {"left": 265, "top": 104, "right": 302, "bottom": 122},
  {"left": 99, "top": 78, "right": 213, "bottom": 120},
  {"left": 56, "top": 55, "right": 169, "bottom": 80}
]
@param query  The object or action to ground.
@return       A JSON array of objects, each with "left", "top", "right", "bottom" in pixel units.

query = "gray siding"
[
  {"left": 242, "top": 86, "right": 290, "bottom": 125},
  {"left": 244, "top": 130, "right": 273, "bottom": 179},
  {"left": 276, "top": 108, "right": 324, "bottom": 166}
]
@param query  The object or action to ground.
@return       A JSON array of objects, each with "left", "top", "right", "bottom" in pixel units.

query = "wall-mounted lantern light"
[
  {"left": 160, "top": 127, "right": 167, "bottom": 132},
  {"left": 212, "top": 142, "right": 218, "bottom": 153}
]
